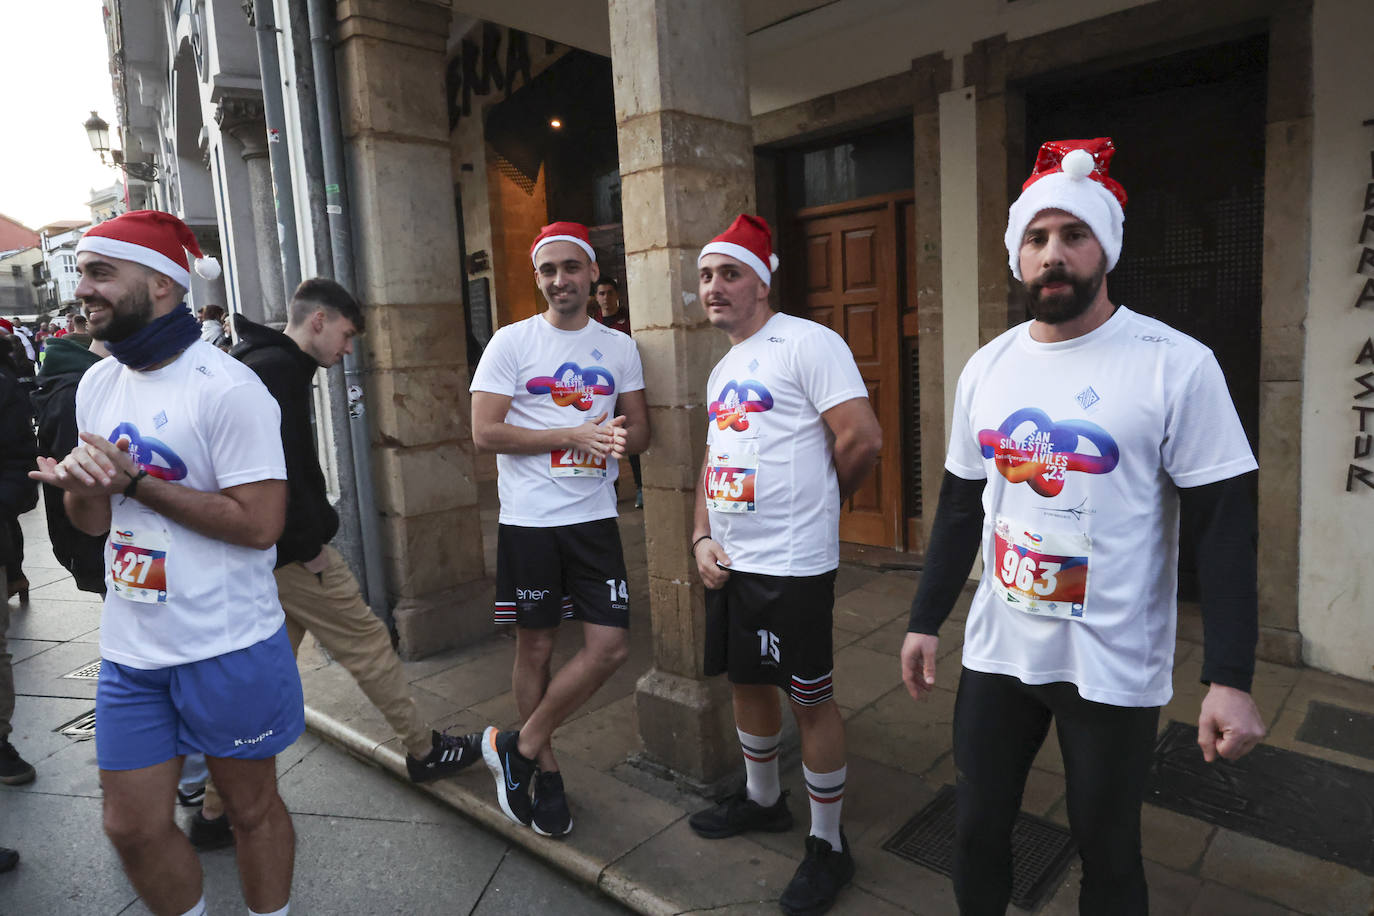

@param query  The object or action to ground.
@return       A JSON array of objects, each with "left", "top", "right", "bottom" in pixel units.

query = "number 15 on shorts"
[{"left": 757, "top": 629, "right": 780, "bottom": 665}]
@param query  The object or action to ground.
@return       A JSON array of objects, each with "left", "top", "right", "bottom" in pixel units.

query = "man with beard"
[
  {"left": 30, "top": 210, "right": 303, "bottom": 916},
  {"left": 688, "top": 215, "right": 881, "bottom": 916},
  {"left": 471, "top": 222, "right": 648, "bottom": 837},
  {"left": 899, "top": 138, "right": 1265, "bottom": 915}
]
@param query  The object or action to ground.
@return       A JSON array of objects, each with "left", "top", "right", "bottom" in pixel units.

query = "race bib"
[
  {"left": 109, "top": 522, "right": 170, "bottom": 604},
  {"left": 550, "top": 447, "right": 608, "bottom": 478},
  {"left": 990, "top": 516, "right": 1090, "bottom": 619},
  {"left": 705, "top": 442, "right": 759, "bottom": 513}
]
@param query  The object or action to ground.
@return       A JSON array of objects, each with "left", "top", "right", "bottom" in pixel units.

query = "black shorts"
[
  {"left": 494, "top": 519, "right": 630, "bottom": 629},
  {"left": 704, "top": 568, "right": 837, "bottom": 707}
]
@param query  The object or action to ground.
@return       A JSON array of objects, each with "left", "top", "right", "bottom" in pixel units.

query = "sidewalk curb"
[{"left": 303, "top": 706, "right": 686, "bottom": 916}]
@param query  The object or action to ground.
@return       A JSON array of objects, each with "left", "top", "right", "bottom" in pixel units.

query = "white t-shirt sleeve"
[
  {"left": 619, "top": 337, "right": 645, "bottom": 393},
  {"left": 794, "top": 326, "right": 869, "bottom": 414},
  {"left": 1162, "top": 351, "right": 1258, "bottom": 487},
  {"left": 944, "top": 364, "right": 988, "bottom": 480},
  {"left": 205, "top": 378, "right": 287, "bottom": 489},
  {"left": 469, "top": 327, "right": 519, "bottom": 396}
]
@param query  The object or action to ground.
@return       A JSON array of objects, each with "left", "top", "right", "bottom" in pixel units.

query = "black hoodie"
[
  {"left": 31, "top": 336, "right": 105, "bottom": 592},
  {"left": 230, "top": 316, "right": 339, "bottom": 567}
]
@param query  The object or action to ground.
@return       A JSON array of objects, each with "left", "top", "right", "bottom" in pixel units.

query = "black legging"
[{"left": 952, "top": 667, "right": 1160, "bottom": 916}]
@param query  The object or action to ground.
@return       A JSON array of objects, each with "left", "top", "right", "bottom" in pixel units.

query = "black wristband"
[
  {"left": 123, "top": 467, "right": 149, "bottom": 499},
  {"left": 690, "top": 534, "right": 712, "bottom": 558}
]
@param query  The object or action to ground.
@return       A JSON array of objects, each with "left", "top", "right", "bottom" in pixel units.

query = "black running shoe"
[
  {"left": 481, "top": 727, "right": 534, "bottom": 826},
  {"left": 176, "top": 785, "right": 205, "bottom": 807},
  {"left": 531, "top": 770, "right": 573, "bottom": 838},
  {"left": 0, "top": 847, "right": 17, "bottom": 873},
  {"left": 407, "top": 729, "right": 482, "bottom": 783},
  {"left": 688, "top": 787, "right": 792, "bottom": 839},
  {"left": 779, "top": 831, "right": 855, "bottom": 916},
  {"left": 0, "top": 739, "right": 34, "bottom": 786},
  {"left": 187, "top": 811, "right": 234, "bottom": 851}
]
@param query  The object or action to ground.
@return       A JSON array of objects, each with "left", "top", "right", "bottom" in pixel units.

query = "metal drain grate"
[
  {"left": 56, "top": 709, "right": 97, "bottom": 741},
  {"left": 61, "top": 659, "right": 102, "bottom": 680},
  {"left": 883, "top": 784, "right": 1077, "bottom": 911}
]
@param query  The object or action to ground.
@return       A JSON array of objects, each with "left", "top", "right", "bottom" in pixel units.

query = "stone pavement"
[
  {"left": 0, "top": 506, "right": 629, "bottom": 915},
  {"left": 7, "top": 491, "right": 1374, "bottom": 914}
]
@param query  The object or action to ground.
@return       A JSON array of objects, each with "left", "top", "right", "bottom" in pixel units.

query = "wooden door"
[{"left": 795, "top": 197, "right": 906, "bottom": 549}]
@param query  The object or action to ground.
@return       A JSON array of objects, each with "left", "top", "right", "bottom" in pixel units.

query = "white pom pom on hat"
[
  {"left": 195, "top": 256, "right": 222, "bottom": 281},
  {"left": 1004, "top": 138, "right": 1129, "bottom": 282}
]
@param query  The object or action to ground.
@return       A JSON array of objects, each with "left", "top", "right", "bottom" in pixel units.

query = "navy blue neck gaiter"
[{"left": 106, "top": 303, "right": 202, "bottom": 369}]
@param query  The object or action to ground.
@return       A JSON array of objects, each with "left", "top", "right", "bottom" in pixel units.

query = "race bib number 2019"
[
  {"left": 990, "top": 517, "right": 1089, "bottom": 620},
  {"left": 109, "top": 525, "right": 170, "bottom": 604},
  {"left": 550, "top": 447, "right": 608, "bottom": 478}
]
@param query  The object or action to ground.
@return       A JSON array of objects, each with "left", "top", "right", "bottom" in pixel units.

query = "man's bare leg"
[
  {"left": 515, "top": 622, "right": 629, "bottom": 760},
  {"left": 513, "top": 626, "right": 558, "bottom": 771},
  {"left": 208, "top": 755, "right": 294, "bottom": 913},
  {"left": 102, "top": 757, "right": 203, "bottom": 916}
]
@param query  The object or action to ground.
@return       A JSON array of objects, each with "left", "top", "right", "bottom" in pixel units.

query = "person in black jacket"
[
  {"left": 187, "top": 279, "right": 479, "bottom": 847},
  {"left": 31, "top": 333, "right": 108, "bottom": 594},
  {"left": 1, "top": 349, "right": 38, "bottom": 792}
]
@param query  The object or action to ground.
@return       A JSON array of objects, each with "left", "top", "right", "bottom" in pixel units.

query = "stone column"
[
  {"left": 220, "top": 96, "right": 288, "bottom": 325},
  {"left": 334, "top": 0, "right": 487, "bottom": 657},
  {"left": 609, "top": 0, "right": 754, "bottom": 784}
]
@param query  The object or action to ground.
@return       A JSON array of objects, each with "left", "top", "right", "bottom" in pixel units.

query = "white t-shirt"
[
  {"left": 946, "top": 306, "right": 1257, "bottom": 707},
  {"left": 76, "top": 341, "right": 288, "bottom": 669},
  {"left": 704, "top": 312, "right": 869, "bottom": 576},
  {"left": 470, "top": 314, "right": 645, "bottom": 527}
]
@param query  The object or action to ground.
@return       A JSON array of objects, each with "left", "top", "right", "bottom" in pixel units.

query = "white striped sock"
[
  {"left": 738, "top": 727, "right": 782, "bottom": 806},
  {"left": 804, "top": 763, "right": 846, "bottom": 850}
]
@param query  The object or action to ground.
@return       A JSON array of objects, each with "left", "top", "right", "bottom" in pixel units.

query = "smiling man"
[
  {"left": 30, "top": 210, "right": 302, "bottom": 916},
  {"left": 688, "top": 215, "right": 881, "bottom": 916},
  {"left": 900, "top": 139, "right": 1265, "bottom": 915},
  {"left": 470, "top": 221, "right": 649, "bottom": 838}
]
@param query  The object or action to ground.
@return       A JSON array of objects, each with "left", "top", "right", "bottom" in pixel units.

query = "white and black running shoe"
[
  {"left": 531, "top": 770, "right": 573, "bottom": 838},
  {"left": 407, "top": 729, "right": 482, "bottom": 783},
  {"left": 481, "top": 727, "right": 535, "bottom": 826}
]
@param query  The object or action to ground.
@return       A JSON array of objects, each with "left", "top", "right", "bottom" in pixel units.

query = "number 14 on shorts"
[{"left": 605, "top": 578, "right": 629, "bottom": 606}]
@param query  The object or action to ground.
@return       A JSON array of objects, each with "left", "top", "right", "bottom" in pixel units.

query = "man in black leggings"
[{"left": 900, "top": 138, "right": 1266, "bottom": 915}]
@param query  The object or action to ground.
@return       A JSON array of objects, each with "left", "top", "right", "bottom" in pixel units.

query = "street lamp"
[{"left": 84, "top": 111, "right": 159, "bottom": 182}]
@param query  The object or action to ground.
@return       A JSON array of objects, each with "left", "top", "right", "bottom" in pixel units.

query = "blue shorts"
[{"left": 95, "top": 624, "right": 305, "bottom": 771}]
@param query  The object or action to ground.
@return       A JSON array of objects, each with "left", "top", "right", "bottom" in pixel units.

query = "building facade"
[{"left": 97, "top": 0, "right": 1374, "bottom": 781}]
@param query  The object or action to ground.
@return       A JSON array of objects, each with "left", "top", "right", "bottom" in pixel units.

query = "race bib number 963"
[{"left": 990, "top": 517, "right": 1089, "bottom": 620}]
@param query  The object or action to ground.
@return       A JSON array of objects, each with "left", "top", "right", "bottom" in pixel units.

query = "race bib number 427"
[
  {"left": 990, "top": 517, "right": 1089, "bottom": 620},
  {"left": 109, "top": 526, "right": 169, "bottom": 604}
]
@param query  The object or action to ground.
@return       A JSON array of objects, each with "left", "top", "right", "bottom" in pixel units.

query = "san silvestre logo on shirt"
[
  {"left": 709, "top": 380, "right": 774, "bottom": 431},
  {"left": 108, "top": 422, "right": 188, "bottom": 481},
  {"left": 525, "top": 362, "right": 615, "bottom": 410},
  {"left": 977, "top": 408, "right": 1119, "bottom": 497}
]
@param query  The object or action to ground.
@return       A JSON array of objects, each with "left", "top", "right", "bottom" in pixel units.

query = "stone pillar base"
[
  {"left": 392, "top": 579, "right": 494, "bottom": 661},
  {"left": 1258, "top": 624, "right": 1302, "bottom": 667},
  {"left": 634, "top": 668, "right": 737, "bottom": 786}
]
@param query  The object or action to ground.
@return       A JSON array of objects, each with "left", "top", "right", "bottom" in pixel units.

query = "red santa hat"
[
  {"left": 76, "top": 209, "right": 221, "bottom": 288},
  {"left": 1005, "top": 138, "right": 1127, "bottom": 281},
  {"left": 0, "top": 318, "right": 12, "bottom": 335},
  {"left": 530, "top": 221, "right": 596, "bottom": 266},
  {"left": 699, "top": 214, "right": 779, "bottom": 287}
]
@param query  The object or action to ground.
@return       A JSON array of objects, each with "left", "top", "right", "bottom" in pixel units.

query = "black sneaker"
[
  {"left": 688, "top": 787, "right": 792, "bottom": 839},
  {"left": 176, "top": 785, "right": 205, "bottom": 807},
  {"left": 187, "top": 811, "right": 234, "bottom": 851},
  {"left": 531, "top": 770, "right": 573, "bottom": 838},
  {"left": 0, "top": 847, "right": 17, "bottom": 873},
  {"left": 0, "top": 739, "right": 34, "bottom": 786},
  {"left": 407, "top": 729, "right": 482, "bottom": 783},
  {"left": 779, "top": 831, "right": 855, "bottom": 916},
  {"left": 481, "top": 727, "right": 535, "bottom": 826}
]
